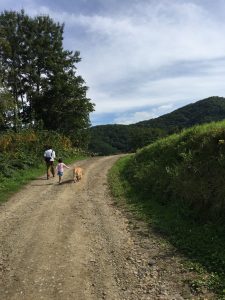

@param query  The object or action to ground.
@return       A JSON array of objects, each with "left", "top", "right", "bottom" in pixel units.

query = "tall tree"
[
  {"left": 0, "top": 10, "right": 26, "bottom": 130},
  {"left": 0, "top": 82, "right": 15, "bottom": 130},
  {"left": 0, "top": 10, "right": 94, "bottom": 146}
]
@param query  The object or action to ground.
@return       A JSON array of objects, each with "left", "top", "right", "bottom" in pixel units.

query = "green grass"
[
  {"left": 0, "top": 154, "right": 87, "bottom": 204},
  {"left": 127, "top": 120, "right": 225, "bottom": 222},
  {"left": 0, "top": 164, "right": 45, "bottom": 203},
  {"left": 108, "top": 155, "right": 225, "bottom": 299}
]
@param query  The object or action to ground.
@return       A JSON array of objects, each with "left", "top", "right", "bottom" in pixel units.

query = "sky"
[{"left": 1, "top": 0, "right": 225, "bottom": 126}]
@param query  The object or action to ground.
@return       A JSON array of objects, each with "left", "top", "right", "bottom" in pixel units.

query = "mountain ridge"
[{"left": 89, "top": 96, "right": 225, "bottom": 154}]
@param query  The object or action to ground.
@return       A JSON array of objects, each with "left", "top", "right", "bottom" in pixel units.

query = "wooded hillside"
[{"left": 89, "top": 96, "right": 225, "bottom": 154}]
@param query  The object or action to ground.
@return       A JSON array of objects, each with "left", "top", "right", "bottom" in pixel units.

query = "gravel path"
[{"left": 0, "top": 156, "right": 215, "bottom": 299}]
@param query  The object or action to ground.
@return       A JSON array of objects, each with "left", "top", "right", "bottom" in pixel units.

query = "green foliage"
[
  {"left": 0, "top": 129, "right": 82, "bottom": 182},
  {"left": 125, "top": 120, "right": 225, "bottom": 220},
  {"left": 89, "top": 96, "right": 225, "bottom": 155},
  {"left": 0, "top": 83, "right": 14, "bottom": 129},
  {"left": 0, "top": 9, "right": 94, "bottom": 147},
  {"left": 88, "top": 124, "right": 166, "bottom": 155},
  {"left": 109, "top": 153, "right": 225, "bottom": 297},
  {"left": 0, "top": 129, "right": 86, "bottom": 203},
  {"left": 89, "top": 125, "right": 131, "bottom": 154}
]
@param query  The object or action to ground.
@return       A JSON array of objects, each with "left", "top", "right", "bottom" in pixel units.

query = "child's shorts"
[{"left": 57, "top": 171, "right": 63, "bottom": 176}]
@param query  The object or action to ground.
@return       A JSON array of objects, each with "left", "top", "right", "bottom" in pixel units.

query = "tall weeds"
[{"left": 125, "top": 120, "right": 225, "bottom": 221}]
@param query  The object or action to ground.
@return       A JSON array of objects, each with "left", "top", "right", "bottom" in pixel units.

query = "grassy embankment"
[
  {"left": 0, "top": 130, "right": 87, "bottom": 203},
  {"left": 109, "top": 120, "right": 225, "bottom": 298}
]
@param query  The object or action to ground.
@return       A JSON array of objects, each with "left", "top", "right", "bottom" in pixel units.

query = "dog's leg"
[{"left": 73, "top": 171, "right": 76, "bottom": 183}]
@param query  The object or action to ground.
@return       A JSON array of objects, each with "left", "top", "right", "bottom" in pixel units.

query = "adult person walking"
[{"left": 44, "top": 145, "right": 56, "bottom": 180}]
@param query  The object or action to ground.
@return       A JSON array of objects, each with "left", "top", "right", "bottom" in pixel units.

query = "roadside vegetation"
[
  {"left": 0, "top": 129, "right": 86, "bottom": 203},
  {"left": 109, "top": 120, "right": 225, "bottom": 299}
]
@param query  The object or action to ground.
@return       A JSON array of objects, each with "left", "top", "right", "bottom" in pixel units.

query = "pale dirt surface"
[{"left": 0, "top": 156, "right": 215, "bottom": 300}]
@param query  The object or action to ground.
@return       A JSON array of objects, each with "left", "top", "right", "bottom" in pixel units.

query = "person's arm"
[
  {"left": 63, "top": 163, "right": 70, "bottom": 169},
  {"left": 44, "top": 150, "right": 47, "bottom": 161}
]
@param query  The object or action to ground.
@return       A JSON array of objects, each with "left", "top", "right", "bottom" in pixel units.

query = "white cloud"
[
  {"left": 73, "top": 2, "right": 225, "bottom": 79},
  {"left": 89, "top": 59, "right": 225, "bottom": 118},
  {"left": 1, "top": 0, "right": 225, "bottom": 124},
  {"left": 23, "top": 1, "right": 225, "bottom": 82},
  {"left": 114, "top": 104, "right": 174, "bottom": 125},
  {"left": 69, "top": 1, "right": 225, "bottom": 123}
]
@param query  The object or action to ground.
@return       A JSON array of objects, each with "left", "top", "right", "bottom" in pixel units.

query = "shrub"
[{"left": 0, "top": 129, "right": 78, "bottom": 180}]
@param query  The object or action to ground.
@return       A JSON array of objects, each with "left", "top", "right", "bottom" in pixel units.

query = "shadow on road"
[
  {"left": 56, "top": 179, "right": 75, "bottom": 185},
  {"left": 31, "top": 183, "right": 54, "bottom": 186}
]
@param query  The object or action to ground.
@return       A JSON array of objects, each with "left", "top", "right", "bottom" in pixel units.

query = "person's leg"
[
  {"left": 50, "top": 162, "right": 55, "bottom": 177},
  {"left": 46, "top": 162, "right": 51, "bottom": 179},
  {"left": 58, "top": 175, "right": 62, "bottom": 184}
]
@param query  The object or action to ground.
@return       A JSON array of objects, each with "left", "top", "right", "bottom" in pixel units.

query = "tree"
[
  {"left": 0, "top": 10, "right": 94, "bottom": 146},
  {"left": 0, "top": 10, "right": 26, "bottom": 130},
  {"left": 0, "top": 82, "right": 15, "bottom": 130}
]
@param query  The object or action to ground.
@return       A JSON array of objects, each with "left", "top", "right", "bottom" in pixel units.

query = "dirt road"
[{"left": 0, "top": 156, "right": 214, "bottom": 300}]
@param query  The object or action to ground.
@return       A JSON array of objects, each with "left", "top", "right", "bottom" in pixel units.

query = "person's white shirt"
[{"left": 44, "top": 149, "right": 56, "bottom": 161}]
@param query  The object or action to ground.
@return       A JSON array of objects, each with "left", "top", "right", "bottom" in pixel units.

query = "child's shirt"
[{"left": 56, "top": 162, "right": 69, "bottom": 173}]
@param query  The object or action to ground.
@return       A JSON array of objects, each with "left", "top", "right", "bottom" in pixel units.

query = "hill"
[
  {"left": 89, "top": 96, "right": 225, "bottom": 154},
  {"left": 109, "top": 119, "right": 225, "bottom": 297},
  {"left": 136, "top": 96, "right": 225, "bottom": 130}
]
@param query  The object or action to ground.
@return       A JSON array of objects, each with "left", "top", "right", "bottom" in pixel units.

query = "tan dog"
[{"left": 73, "top": 167, "right": 83, "bottom": 183}]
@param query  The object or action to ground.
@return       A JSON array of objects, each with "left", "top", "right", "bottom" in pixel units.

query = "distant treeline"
[
  {"left": 89, "top": 96, "right": 225, "bottom": 154},
  {"left": 89, "top": 124, "right": 165, "bottom": 155}
]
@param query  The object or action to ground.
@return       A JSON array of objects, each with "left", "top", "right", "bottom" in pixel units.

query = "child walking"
[{"left": 56, "top": 158, "right": 70, "bottom": 184}]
